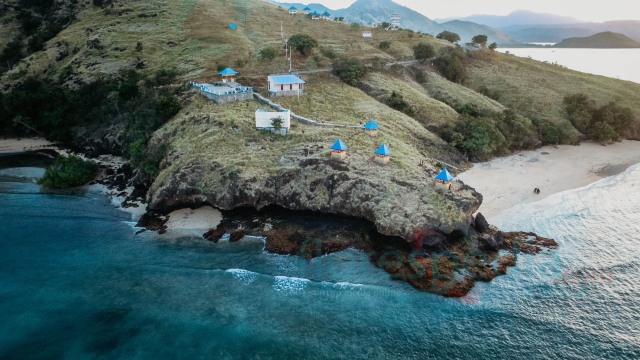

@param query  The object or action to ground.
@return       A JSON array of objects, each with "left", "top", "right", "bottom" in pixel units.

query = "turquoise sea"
[{"left": 1, "top": 162, "right": 639, "bottom": 359}]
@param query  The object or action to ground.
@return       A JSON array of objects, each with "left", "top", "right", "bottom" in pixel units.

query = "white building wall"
[{"left": 255, "top": 110, "right": 291, "bottom": 134}]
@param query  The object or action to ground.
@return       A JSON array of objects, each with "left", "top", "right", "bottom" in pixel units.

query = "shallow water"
[{"left": 1, "top": 166, "right": 639, "bottom": 359}]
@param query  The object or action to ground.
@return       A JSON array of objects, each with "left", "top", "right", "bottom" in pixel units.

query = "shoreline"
[{"left": 457, "top": 140, "right": 640, "bottom": 222}]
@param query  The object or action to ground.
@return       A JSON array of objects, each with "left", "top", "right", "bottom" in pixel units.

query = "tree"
[
  {"left": 287, "top": 34, "right": 318, "bottom": 55},
  {"left": 413, "top": 43, "right": 435, "bottom": 63},
  {"left": 377, "top": 21, "right": 392, "bottom": 29},
  {"left": 488, "top": 42, "right": 497, "bottom": 51},
  {"left": 350, "top": 22, "right": 360, "bottom": 29},
  {"left": 379, "top": 41, "right": 391, "bottom": 50},
  {"left": 471, "top": 34, "right": 488, "bottom": 48},
  {"left": 436, "top": 31, "right": 460, "bottom": 44},
  {"left": 332, "top": 57, "right": 367, "bottom": 86},
  {"left": 270, "top": 117, "right": 284, "bottom": 134}
]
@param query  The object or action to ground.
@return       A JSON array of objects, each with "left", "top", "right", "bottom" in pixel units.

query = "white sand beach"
[
  {"left": 457, "top": 140, "right": 640, "bottom": 221},
  {"left": 163, "top": 206, "right": 223, "bottom": 236},
  {"left": 0, "top": 137, "right": 54, "bottom": 154}
]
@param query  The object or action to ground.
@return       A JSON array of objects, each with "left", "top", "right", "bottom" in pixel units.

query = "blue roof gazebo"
[
  {"left": 330, "top": 138, "right": 348, "bottom": 159},
  {"left": 322, "top": 11, "right": 331, "bottom": 18},
  {"left": 229, "top": 23, "right": 237, "bottom": 30},
  {"left": 374, "top": 143, "right": 391, "bottom": 164},
  {"left": 435, "top": 167, "right": 454, "bottom": 181},
  {"left": 218, "top": 67, "right": 238, "bottom": 83},
  {"left": 435, "top": 167, "right": 455, "bottom": 189},
  {"left": 363, "top": 119, "right": 379, "bottom": 136},
  {"left": 374, "top": 144, "right": 391, "bottom": 156}
]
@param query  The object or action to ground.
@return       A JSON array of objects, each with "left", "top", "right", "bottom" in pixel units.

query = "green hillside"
[{"left": 2, "top": 0, "right": 640, "bottom": 163}]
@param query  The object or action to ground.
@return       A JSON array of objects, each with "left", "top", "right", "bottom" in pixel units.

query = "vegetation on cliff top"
[{"left": 38, "top": 154, "right": 96, "bottom": 188}]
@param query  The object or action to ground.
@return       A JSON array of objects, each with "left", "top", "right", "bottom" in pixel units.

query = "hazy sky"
[{"left": 278, "top": 0, "right": 639, "bottom": 22}]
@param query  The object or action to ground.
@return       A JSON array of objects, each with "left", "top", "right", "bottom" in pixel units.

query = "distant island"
[{"left": 554, "top": 31, "right": 640, "bottom": 48}]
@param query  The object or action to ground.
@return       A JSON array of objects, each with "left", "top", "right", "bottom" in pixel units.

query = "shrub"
[
  {"left": 434, "top": 47, "right": 467, "bottom": 83},
  {"left": 320, "top": 47, "right": 336, "bottom": 59},
  {"left": 379, "top": 41, "right": 391, "bottom": 50},
  {"left": 413, "top": 43, "right": 435, "bottom": 63},
  {"left": 332, "top": 57, "right": 367, "bottom": 86},
  {"left": 260, "top": 47, "right": 278, "bottom": 61},
  {"left": 287, "top": 34, "right": 318, "bottom": 55},
  {"left": 412, "top": 67, "right": 426, "bottom": 84},
  {"left": 386, "top": 91, "right": 415, "bottom": 116},
  {"left": 38, "top": 155, "right": 96, "bottom": 188}
]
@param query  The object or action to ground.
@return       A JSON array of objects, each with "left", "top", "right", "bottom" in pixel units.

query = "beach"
[
  {"left": 0, "top": 137, "right": 54, "bottom": 154},
  {"left": 457, "top": 140, "right": 640, "bottom": 221}
]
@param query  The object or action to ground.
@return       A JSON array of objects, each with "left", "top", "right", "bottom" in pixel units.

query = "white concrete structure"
[
  {"left": 362, "top": 31, "right": 373, "bottom": 38},
  {"left": 255, "top": 109, "right": 291, "bottom": 135},
  {"left": 267, "top": 75, "right": 305, "bottom": 96}
]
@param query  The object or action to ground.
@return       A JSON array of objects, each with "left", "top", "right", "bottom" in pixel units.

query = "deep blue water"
[{"left": 1, "top": 165, "right": 639, "bottom": 359}]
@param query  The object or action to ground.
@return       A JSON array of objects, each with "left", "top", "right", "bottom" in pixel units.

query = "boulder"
[{"left": 474, "top": 212, "right": 490, "bottom": 233}]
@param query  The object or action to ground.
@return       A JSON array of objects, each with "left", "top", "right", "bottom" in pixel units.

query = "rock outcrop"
[{"left": 147, "top": 154, "right": 482, "bottom": 241}]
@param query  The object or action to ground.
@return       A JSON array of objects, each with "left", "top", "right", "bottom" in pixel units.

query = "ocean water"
[
  {"left": 1, "top": 164, "right": 639, "bottom": 360},
  {"left": 499, "top": 48, "right": 640, "bottom": 84}
]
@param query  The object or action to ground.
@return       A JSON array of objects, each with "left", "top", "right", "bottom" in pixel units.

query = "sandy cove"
[
  {"left": 0, "top": 137, "right": 55, "bottom": 154},
  {"left": 457, "top": 140, "right": 640, "bottom": 222}
]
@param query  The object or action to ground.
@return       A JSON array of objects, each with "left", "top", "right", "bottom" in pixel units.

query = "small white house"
[
  {"left": 362, "top": 31, "right": 372, "bottom": 38},
  {"left": 288, "top": 6, "right": 297, "bottom": 15},
  {"left": 302, "top": 6, "right": 311, "bottom": 15},
  {"left": 255, "top": 109, "right": 291, "bottom": 135},
  {"left": 267, "top": 74, "right": 305, "bottom": 96}
]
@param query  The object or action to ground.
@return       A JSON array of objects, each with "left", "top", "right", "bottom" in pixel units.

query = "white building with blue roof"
[{"left": 267, "top": 74, "right": 305, "bottom": 97}]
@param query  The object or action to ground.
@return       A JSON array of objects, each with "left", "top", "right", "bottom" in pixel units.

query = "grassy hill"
[
  {"left": 2, "top": 0, "right": 640, "bottom": 162},
  {"left": 554, "top": 31, "right": 640, "bottom": 48}
]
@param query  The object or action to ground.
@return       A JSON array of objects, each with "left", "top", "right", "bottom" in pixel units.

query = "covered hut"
[
  {"left": 434, "top": 167, "right": 455, "bottom": 190},
  {"left": 363, "top": 119, "right": 379, "bottom": 136},
  {"left": 374, "top": 144, "right": 391, "bottom": 164},
  {"left": 303, "top": 6, "right": 311, "bottom": 14},
  {"left": 322, "top": 11, "right": 331, "bottom": 20},
  {"left": 330, "top": 138, "right": 348, "bottom": 160},
  {"left": 288, "top": 5, "right": 297, "bottom": 15},
  {"left": 218, "top": 67, "right": 238, "bottom": 83}
]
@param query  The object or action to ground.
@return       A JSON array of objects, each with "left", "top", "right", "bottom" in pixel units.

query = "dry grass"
[{"left": 467, "top": 52, "right": 640, "bottom": 125}]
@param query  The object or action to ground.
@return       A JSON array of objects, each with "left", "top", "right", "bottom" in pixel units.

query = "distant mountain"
[
  {"left": 275, "top": 0, "right": 520, "bottom": 45},
  {"left": 503, "top": 20, "right": 640, "bottom": 43},
  {"left": 438, "top": 20, "right": 517, "bottom": 45},
  {"left": 438, "top": 10, "right": 580, "bottom": 28},
  {"left": 274, "top": 2, "right": 333, "bottom": 14},
  {"left": 554, "top": 31, "right": 640, "bottom": 48},
  {"left": 334, "top": 0, "right": 441, "bottom": 34}
]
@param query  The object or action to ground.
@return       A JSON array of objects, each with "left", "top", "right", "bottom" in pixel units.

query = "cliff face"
[{"left": 147, "top": 144, "right": 482, "bottom": 241}]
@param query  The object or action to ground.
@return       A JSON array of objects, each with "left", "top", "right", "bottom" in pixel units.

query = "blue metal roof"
[
  {"left": 330, "top": 138, "right": 348, "bottom": 151},
  {"left": 269, "top": 75, "right": 305, "bottom": 85},
  {"left": 435, "top": 167, "right": 454, "bottom": 181},
  {"left": 303, "top": 6, "right": 311, "bottom": 10},
  {"left": 311, "top": 11, "right": 319, "bottom": 15},
  {"left": 218, "top": 67, "right": 238, "bottom": 76},
  {"left": 322, "top": 11, "right": 330, "bottom": 16},
  {"left": 363, "top": 119, "right": 379, "bottom": 130},
  {"left": 374, "top": 144, "right": 391, "bottom": 156},
  {"left": 229, "top": 23, "right": 237, "bottom": 30},
  {"left": 289, "top": 5, "right": 297, "bottom": 10}
]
